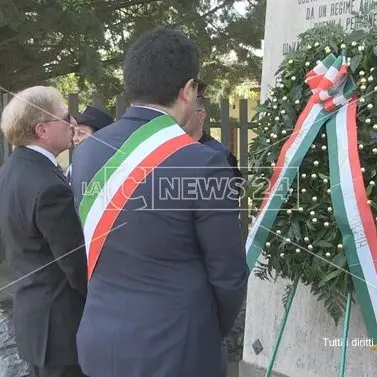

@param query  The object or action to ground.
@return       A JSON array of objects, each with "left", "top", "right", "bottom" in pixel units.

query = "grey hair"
[{"left": 1, "top": 86, "right": 64, "bottom": 146}]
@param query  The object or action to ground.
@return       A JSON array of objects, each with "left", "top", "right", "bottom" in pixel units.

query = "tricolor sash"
[
  {"left": 79, "top": 114, "right": 195, "bottom": 280},
  {"left": 246, "top": 53, "right": 377, "bottom": 342}
]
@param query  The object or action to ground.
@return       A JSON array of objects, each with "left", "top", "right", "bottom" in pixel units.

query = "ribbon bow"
[
  {"left": 246, "top": 53, "right": 377, "bottom": 343},
  {"left": 307, "top": 53, "right": 355, "bottom": 110}
]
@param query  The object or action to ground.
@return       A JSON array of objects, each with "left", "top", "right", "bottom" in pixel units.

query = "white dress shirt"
[
  {"left": 25, "top": 145, "right": 58, "bottom": 166},
  {"left": 65, "top": 164, "right": 73, "bottom": 185},
  {"left": 130, "top": 105, "right": 168, "bottom": 115}
]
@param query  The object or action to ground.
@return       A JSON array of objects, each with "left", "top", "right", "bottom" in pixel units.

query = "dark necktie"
[
  {"left": 55, "top": 165, "right": 69, "bottom": 183},
  {"left": 56, "top": 164, "right": 65, "bottom": 175}
]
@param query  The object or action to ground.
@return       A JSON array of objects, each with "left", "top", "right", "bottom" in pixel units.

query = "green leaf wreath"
[{"left": 249, "top": 23, "right": 377, "bottom": 324}]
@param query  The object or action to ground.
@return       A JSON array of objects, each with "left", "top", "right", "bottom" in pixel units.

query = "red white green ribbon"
[
  {"left": 327, "top": 98, "right": 377, "bottom": 344},
  {"left": 79, "top": 114, "right": 195, "bottom": 280},
  {"left": 246, "top": 99, "right": 326, "bottom": 268},
  {"left": 246, "top": 53, "right": 377, "bottom": 342}
]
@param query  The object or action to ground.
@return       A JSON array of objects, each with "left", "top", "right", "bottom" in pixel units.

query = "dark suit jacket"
[
  {"left": 71, "top": 106, "right": 249, "bottom": 377},
  {"left": 0, "top": 147, "right": 87, "bottom": 367},
  {"left": 199, "top": 132, "right": 243, "bottom": 181}
]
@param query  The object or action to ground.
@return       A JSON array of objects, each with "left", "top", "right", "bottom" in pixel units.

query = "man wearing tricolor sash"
[{"left": 71, "top": 28, "right": 249, "bottom": 377}]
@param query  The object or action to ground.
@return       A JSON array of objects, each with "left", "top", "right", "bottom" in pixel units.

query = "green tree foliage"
[
  {"left": 249, "top": 22, "right": 377, "bottom": 324},
  {"left": 0, "top": 0, "right": 265, "bottom": 101}
]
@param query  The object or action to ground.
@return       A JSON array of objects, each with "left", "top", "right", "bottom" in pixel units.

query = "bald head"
[
  {"left": 196, "top": 95, "right": 206, "bottom": 110},
  {"left": 183, "top": 96, "right": 207, "bottom": 141}
]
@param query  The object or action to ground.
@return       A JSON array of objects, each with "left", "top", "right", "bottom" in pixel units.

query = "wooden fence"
[{"left": 0, "top": 93, "right": 255, "bottom": 240}]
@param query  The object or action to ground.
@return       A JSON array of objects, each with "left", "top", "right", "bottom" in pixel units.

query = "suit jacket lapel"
[{"left": 53, "top": 165, "right": 69, "bottom": 184}]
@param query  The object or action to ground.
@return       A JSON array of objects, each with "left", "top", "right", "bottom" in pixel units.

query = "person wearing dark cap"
[
  {"left": 66, "top": 106, "right": 113, "bottom": 184},
  {"left": 72, "top": 105, "right": 114, "bottom": 147}
]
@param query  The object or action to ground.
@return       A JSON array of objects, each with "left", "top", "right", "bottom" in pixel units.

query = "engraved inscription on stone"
[
  {"left": 261, "top": 0, "right": 377, "bottom": 100},
  {"left": 287, "top": 0, "right": 377, "bottom": 56}
]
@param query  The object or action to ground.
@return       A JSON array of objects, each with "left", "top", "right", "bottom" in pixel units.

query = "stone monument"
[
  {"left": 261, "top": 0, "right": 377, "bottom": 101},
  {"left": 241, "top": 1, "right": 377, "bottom": 376}
]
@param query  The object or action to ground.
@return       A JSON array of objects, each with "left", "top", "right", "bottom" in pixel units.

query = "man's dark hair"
[{"left": 124, "top": 28, "right": 200, "bottom": 106}]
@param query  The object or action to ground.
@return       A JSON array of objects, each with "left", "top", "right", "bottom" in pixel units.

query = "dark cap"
[{"left": 76, "top": 106, "right": 114, "bottom": 131}]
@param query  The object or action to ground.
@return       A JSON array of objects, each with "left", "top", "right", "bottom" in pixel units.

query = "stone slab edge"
[{"left": 239, "top": 360, "right": 290, "bottom": 377}]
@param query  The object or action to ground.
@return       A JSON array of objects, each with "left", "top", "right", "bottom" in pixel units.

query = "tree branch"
[
  {"left": 94, "top": 0, "right": 160, "bottom": 11},
  {"left": 200, "top": 0, "right": 234, "bottom": 19},
  {"left": 5, "top": 52, "right": 124, "bottom": 91},
  {"left": 0, "top": 37, "right": 18, "bottom": 49},
  {"left": 170, "top": 0, "right": 235, "bottom": 28}
]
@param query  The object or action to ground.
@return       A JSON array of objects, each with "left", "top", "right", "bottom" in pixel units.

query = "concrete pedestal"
[
  {"left": 241, "top": 272, "right": 377, "bottom": 376},
  {"left": 245, "top": 0, "right": 377, "bottom": 375}
]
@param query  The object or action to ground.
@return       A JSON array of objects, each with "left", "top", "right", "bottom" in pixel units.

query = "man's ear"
[
  {"left": 198, "top": 109, "right": 207, "bottom": 124},
  {"left": 179, "top": 79, "right": 195, "bottom": 103},
  {"left": 34, "top": 122, "right": 47, "bottom": 140}
]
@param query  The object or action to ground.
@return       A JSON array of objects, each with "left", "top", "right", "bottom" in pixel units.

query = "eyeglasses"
[
  {"left": 62, "top": 112, "right": 71, "bottom": 124},
  {"left": 193, "top": 79, "right": 207, "bottom": 97},
  {"left": 45, "top": 112, "right": 71, "bottom": 125}
]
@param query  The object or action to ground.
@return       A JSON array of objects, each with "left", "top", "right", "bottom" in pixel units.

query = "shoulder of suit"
[
  {"left": 9, "top": 154, "right": 64, "bottom": 186},
  {"left": 175, "top": 141, "right": 229, "bottom": 168},
  {"left": 0, "top": 155, "right": 68, "bottom": 206},
  {"left": 185, "top": 140, "right": 218, "bottom": 154},
  {"left": 201, "top": 136, "right": 231, "bottom": 155}
]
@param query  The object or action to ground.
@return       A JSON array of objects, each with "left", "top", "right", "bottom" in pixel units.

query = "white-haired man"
[{"left": 0, "top": 86, "right": 87, "bottom": 377}]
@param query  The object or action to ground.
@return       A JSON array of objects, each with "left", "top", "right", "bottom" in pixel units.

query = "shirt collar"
[
  {"left": 25, "top": 145, "right": 58, "bottom": 166},
  {"left": 130, "top": 105, "right": 168, "bottom": 115}
]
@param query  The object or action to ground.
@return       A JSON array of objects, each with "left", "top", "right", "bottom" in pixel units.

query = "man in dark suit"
[
  {"left": 0, "top": 86, "right": 87, "bottom": 377},
  {"left": 184, "top": 96, "right": 245, "bottom": 376},
  {"left": 184, "top": 95, "right": 243, "bottom": 182},
  {"left": 71, "top": 28, "right": 249, "bottom": 377}
]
